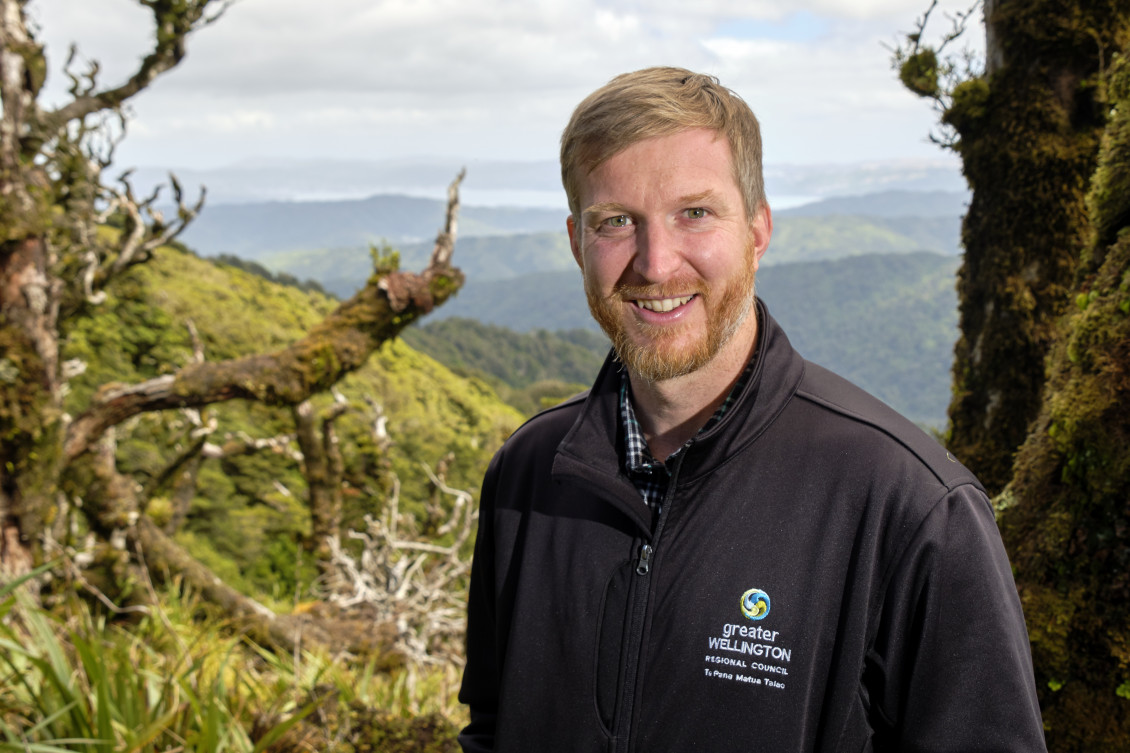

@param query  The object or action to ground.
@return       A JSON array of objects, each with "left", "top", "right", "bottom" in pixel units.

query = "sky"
[{"left": 31, "top": 0, "right": 981, "bottom": 197}]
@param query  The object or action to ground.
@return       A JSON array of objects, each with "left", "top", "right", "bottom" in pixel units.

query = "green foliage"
[
  {"left": 767, "top": 214, "right": 959, "bottom": 264},
  {"left": 899, "top": 48, "right": 940, "bottom": 97},
  {"left": 403, "top": 318, "right": 607, "bottom": 389},
  {"left": 1087, "top": 51, "right": 1130, "bottom": 259},
  {"left": 0, "top": 589, "right": 303, "bottom": 751},
  {"left": 762, "top": 252, "right": 960, "bottom": 429},
  {"left": 359, "top": 340, "right": 521, "bottom": 519},
  {"left": 402, "top": 319, "right": 608, "bottom": 415},
  {"left": 210, "top": 253, "right": 329, "bottom": 296},
  {"left": 0, "top": 584, "right": 462, "bottom": 752},
  {"left": 943, "top": 78, "right": 991, "bottom": 135},
  {"left": 370, "top": 242, "right": 401, "bottom": 276}
]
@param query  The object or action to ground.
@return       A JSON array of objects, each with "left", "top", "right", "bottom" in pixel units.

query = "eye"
[
  {"left": 685, "top": 207, "right": 707, "bottom": 219},
  {"left": 604, "top": 215, "right": 632, "bottom": 228}
]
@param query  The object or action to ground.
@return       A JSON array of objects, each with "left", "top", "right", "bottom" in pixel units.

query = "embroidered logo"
[{"left": 740, "top": 588, "right": 771, "bottom": 621}]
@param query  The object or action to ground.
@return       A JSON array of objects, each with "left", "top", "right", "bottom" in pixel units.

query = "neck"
[{"left": 628, "top": 313, "right": 758, "bottom": 461}]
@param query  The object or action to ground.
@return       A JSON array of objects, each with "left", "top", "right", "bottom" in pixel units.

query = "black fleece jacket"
[{"left": 459, "top": 301, "right": 1046, "bottom": 753}]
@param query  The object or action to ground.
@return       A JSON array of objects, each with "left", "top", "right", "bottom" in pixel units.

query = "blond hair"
[{"left": 560, "top": 67, "right": 766, "bottom": 220}]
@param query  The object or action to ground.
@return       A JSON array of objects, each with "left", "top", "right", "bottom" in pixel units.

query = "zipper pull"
[{"left": 636, "top": 544, "right": 654, "bottom": 575}]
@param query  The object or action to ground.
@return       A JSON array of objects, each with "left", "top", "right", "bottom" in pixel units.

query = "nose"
[{"left": 632, "top": 220, "right": 682, "bottom": 282}]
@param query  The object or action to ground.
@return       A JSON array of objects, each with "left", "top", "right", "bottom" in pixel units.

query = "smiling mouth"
[{"left": 634, "top": 294, "right": 695, "bottom": 313}]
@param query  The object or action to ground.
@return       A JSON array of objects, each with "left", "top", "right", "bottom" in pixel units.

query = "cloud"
[{"left": 29, "top": 0, "right": 979, "bottom": 168}]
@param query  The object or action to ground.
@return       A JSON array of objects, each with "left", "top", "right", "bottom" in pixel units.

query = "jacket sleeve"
[
  {"left": 866, "top": 484, "right": 1047, "bottom": 752},
  {"left": 458, "top": 458, "right": 501, "bottom": 753}
]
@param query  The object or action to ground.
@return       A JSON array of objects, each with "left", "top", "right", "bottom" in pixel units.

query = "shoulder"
[
  {"left": 485, "top": 390, "right": 588, "bottom": 479},
  {"left": 792, "top": 361, "right": 982, "bottom": 494},
  {"left": 505, "top": 390, "right": 588, "bottom": 452}
]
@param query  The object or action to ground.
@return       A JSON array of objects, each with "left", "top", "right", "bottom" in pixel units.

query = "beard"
[{"left": 585, "top": 238, "right": 758, "bottom": 383}]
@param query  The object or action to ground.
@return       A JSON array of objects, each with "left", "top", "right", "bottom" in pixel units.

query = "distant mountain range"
[{"left": 176, "top": 195, "right": 567, "bottom": 259}]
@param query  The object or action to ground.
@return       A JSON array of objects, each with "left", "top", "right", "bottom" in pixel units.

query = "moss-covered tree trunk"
[
  {"left": 941, "top": 0, "right": 1128, "bottom": 493},
  {"left": 0, "top": 0, "right": 229, "bottom": 584},
  {"left": 900, "top": 3, "right": 1130, "bottom": 748},
  {"left": 0, "top": 6, "right": 61, "bottom": 580},
  {"left": 997, "top": 46, "right": 1130, "bottom": 752}
]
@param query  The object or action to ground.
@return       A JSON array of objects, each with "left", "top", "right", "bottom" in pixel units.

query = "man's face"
[{"left": 567, "top": 128, "right": 772, "bottom": 383}]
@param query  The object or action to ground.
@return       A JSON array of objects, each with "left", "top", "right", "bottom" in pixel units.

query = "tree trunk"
[
  {"left": 998, "top": 42, "right": 1130, "bottom": 752},
  {"left": 942, "top": 0, "right": 1126, "bottom": 492},
  {"left": 294, "top": 399, "right": 346, "bottom": 579},
  {"left": 0, "top": 5, "right": 59, "bottom": 579},
  {"left": 0, "top": 0, "right": 227, "bottom": 584},
  {"left": 134, "top": 515, "right": 335, "bottom": 652}
]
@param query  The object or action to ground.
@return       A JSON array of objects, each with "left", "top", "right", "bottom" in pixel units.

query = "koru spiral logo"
[{"left": 740, "top": 588, "right": 771, "bottom": 621}]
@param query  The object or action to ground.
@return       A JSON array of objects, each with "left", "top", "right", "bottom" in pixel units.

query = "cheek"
[
  {"left": 583, "top": 242, "right": 634, "bottom": 285},
  {"left": 684, "top": 241, "right": 737, "bottom": 279}
]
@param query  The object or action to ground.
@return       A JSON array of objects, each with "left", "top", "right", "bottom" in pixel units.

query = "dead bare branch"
[
  {"left": 40, "top": 1, "right": 235, "bottom": 133},
  {"left": 430, "top": 168, "right": 465, "bottom": 268},
  {"left": 327, "top": 454, "right": 477, "bottom": 669},
  {"left": 201, "top": 431, "right": 300, "bottom": 461},
  {"left": 97, "top": 170, "right": 206, "bottom": 282},
  {"left": 186, "top": 319, "right": 205, "bottom": 364},
  {"left": 888, "top": 0, "right": 983, "bottom": 149}
]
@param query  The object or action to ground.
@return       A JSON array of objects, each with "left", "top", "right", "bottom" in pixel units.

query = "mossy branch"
[
  {"left": 888, "top": 0, "right": 984, "bottom": 148},
  {"left": 64, "top": 171, "right": 465, "bottom": 462}
]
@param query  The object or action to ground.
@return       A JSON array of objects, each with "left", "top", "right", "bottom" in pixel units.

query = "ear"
[
  {"left": 567, "top": 214, "right": 584, "bottom": 269},
  {"left": 749, "top": 205, "right": 773, "bottom": 267}
]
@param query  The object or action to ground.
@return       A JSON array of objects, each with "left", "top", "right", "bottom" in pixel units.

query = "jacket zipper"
[{"left": 615, "top": 454, "right": 686, "bottom": 753}]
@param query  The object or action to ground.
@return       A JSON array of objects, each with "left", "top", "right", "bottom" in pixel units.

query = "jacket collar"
[{"left": 551, "top": 299, "right": 807, "bottom": 537}]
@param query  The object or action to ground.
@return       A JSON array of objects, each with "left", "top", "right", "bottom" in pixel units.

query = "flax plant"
[{"left": 0, "top": 573, "right": 310, "bottom": 752}]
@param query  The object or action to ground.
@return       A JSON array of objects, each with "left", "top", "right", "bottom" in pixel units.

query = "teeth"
[{"left": 636, "top": 295, "right": 693, "bottom": 313}]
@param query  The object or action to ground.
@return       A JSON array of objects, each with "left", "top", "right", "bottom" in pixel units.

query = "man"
[{"left": 458, "top": 67, "right": 1046, "bottom": 752}]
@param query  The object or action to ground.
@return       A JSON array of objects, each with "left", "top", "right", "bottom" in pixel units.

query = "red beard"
[{"left": 585, "top": 238, "right": 758, "bottom": 383}]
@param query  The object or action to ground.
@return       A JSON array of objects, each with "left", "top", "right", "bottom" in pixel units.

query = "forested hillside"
[{"left": 401, "top": 320, "right": 607, "bottom": 415}]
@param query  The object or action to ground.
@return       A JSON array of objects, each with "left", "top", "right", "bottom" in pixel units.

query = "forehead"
[{"left": 578, "top": 128, "right": 738, "bottom": 207}]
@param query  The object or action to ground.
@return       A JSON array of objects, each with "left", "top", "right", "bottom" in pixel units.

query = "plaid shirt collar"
[{"left": 619, "top": 351, "right": 757, "bottom": 511}]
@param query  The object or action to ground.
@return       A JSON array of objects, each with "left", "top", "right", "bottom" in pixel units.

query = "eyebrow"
[
  {"left": 581, "top": 202, "right": 629, "bottom": 221},
  {"left": 581, "top": 190, "right": 726, "bottom": 221},
  {"left": 679, "top": 190, "right": 719, "bottom": 206}
]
